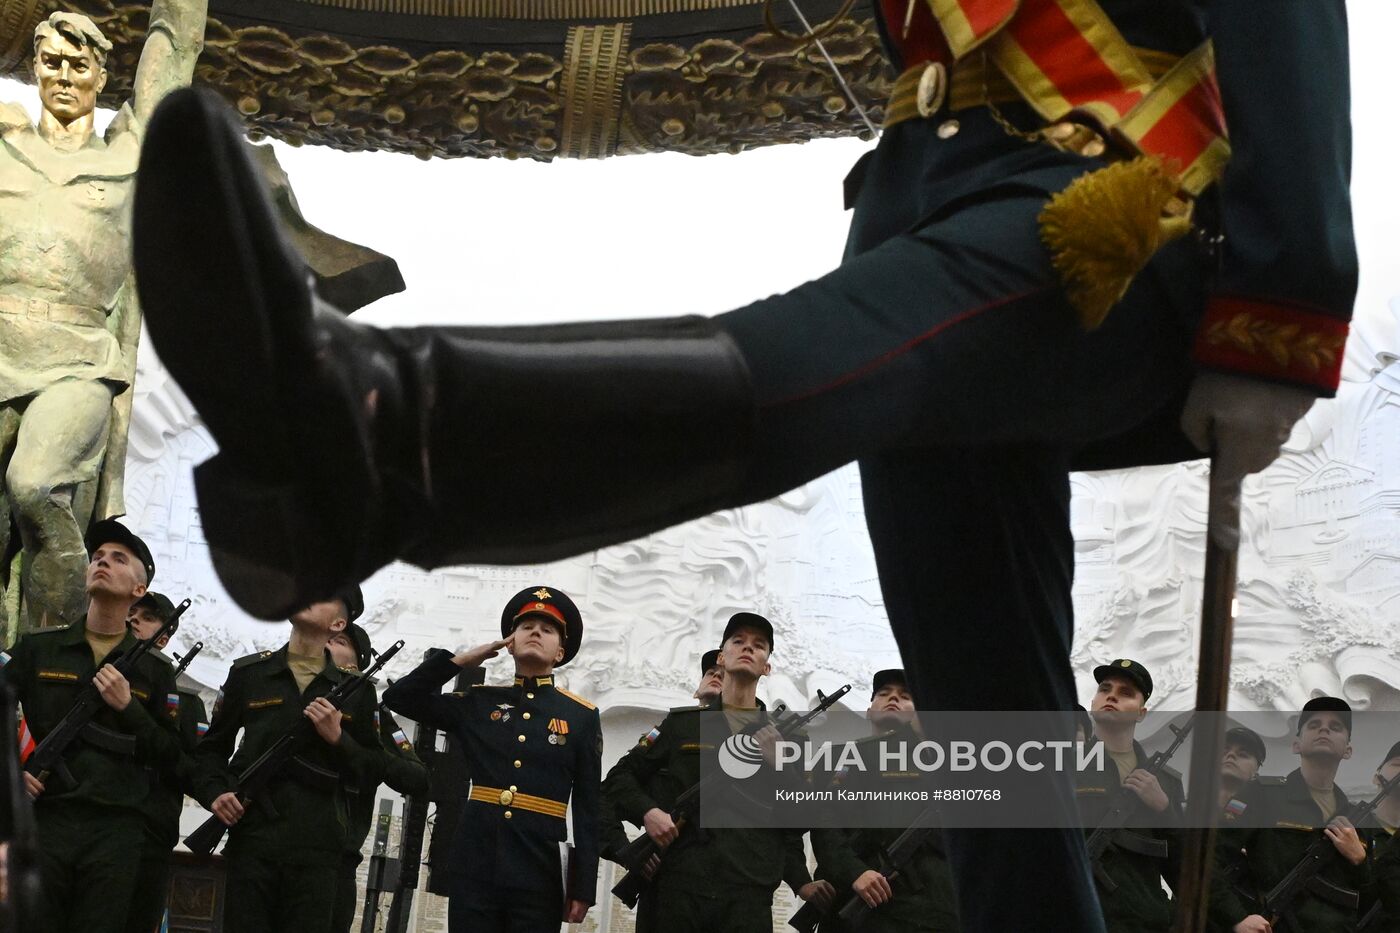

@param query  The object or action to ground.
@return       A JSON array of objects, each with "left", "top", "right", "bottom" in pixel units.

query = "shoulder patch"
[
  {"left": 557, "top": 688, "right": 596, "bottom": 710},
  {"left": 637, "top": 725, "right": 663, "bottom": 748},
  {"left": 232, "top": 651, "right": 275, "bottom": 670},
  {"left": 1257, "top": 775, "right": 1289, "bottom": 787}
]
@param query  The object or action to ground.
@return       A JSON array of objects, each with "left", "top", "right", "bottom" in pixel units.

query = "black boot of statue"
[{"left": 133, "top": 88, "right": 755, "bottom": 619}]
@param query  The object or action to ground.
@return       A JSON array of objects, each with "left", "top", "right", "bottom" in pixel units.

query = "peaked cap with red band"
[{"left": 501, "top": 585, "right": 583, "bottom": 667}]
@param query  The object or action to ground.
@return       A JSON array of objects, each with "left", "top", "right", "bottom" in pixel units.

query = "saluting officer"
[
  {"left": 603, "top": 612, "right": 827, "bottom": 933},
  {"left": 1079, "top": 660, "right": 1184, "bottom": 933},
  {"left": 1210, "top": 697, "right": 1371, "bottom": 933},
  {"left": 191, "top": 588, "right": 386, "bottom": 933},
  {"left": 325, "top": 603, "right": 429, "bottom": 933},
  {"left": 1, "top": 520, "right": 181, "bottom": 933},
  {"left": 811, "top": 668, "right": 960, "bottom": 932},
  {"left": 383, "top": 585, "right": 601, "bottom": 932},
  {"left": 124, "top": 590, "right": 209, "bottom": 933}
]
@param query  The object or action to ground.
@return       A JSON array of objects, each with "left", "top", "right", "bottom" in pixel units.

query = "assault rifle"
[
  {"left": 1085, "top": 714, "right": 1194, "bottom": 891},
  {"left": 172, "top": 641, "right": 203, "bottom": 679},
  {"left": 612, "top": 684, "right": 852, "bottom": 908},
  {"left": 788, "top": 801, "right": 943, "bottom": 933},
  {"left": 385, "top": 709, "right": 434, "bottom": 933},
  {"left": 24, "top": 598, "right": 191, "bottom": 787},
  {"left": 1261, "top": 770, "right": 1400, "bottom": 928},
  {"left": 184, "top": 639, "right": 404, "bottom": 855}
]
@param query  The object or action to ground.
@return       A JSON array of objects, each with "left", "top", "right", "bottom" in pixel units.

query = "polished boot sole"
[{"left": 133, "top": 88, "right": 347, "bottom": 618}]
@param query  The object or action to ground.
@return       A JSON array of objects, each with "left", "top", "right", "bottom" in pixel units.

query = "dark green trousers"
[
  {"left": 124, "top": 844, "right": 175, "bottom": 933},
  {"left": 36, "top": 802, "right": 144, "bottom": 933},
  {"left": 652, "top": 880, "right": 774, "bottom": 933},
  {"left": 223, "top": 850, "right": 339, "bottom": 933},
  {"left": 330, "top": 851, "right": 361, "bottom": 933}
]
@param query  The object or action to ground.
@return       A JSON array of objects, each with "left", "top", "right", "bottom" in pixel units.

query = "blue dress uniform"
[
  {"left": 382, "top": 587, "right": 602, "bottom": 932},
  {"left": 131, "top": 1, "right": 1358, "bottom": 930}
]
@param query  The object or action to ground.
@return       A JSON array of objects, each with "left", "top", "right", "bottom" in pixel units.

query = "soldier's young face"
[
  {"left": 34, "top": 33, "right": 105, "bottom": 123},
  {"left": 86, "top": 543, "right": 147, "bottom": 601},
  {"left": 694, "top": 666, "right": 723, "bottom": 699},
  {"left": 1090, "top": 676, "right": 1146, "bottom": 725},
  {"left": 1376, "top": 758, "right": 1400, "bottom": 794},
  {"left": 1221, "top": 743, "right": 1261, "bottom": 783},
  {"left": 719, "top": 628, "right": 771, "bottom": 679},
  {"left": 327, "top": 634, "right": 359, "bottom": 670},
  {"left": 1293, "top": 713, "right": 1351, "bottom": 761},
  {"left": 868, "top": 682, "right": 915, "bottom": 729},
  {"left": 127, "top": 606, "right": 169, "bottom": 646},
  {"left": 510, "top": 616, "right": 564, "bottom": 665}
]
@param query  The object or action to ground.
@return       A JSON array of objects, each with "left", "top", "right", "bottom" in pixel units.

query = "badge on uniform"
[
  {"left": 166, "top": 692, "right": 181, "bottom": 720},
  {"left": 196, "top": 721, "right": 209, "bottom": 738},
  {"left": 548, "top": 718, "right": 569, "bottom": 745},
  {"left": 393, "top": 727, "right": 412, "bottom": 751},
  {"left": 492, "top": 703, "right": 513, "bottom": 722},
  {"left": 638, "top": 726, "right": 661, "bottom": 748},
  {"left": 1224, "top": 797, "right": 1247, "bottom": 821},
  {"left": 0, "top": 651, "right": 10, "bottom": 668},
  {"left": 374, "top": 709, "right": 381, "bottom": 730}
]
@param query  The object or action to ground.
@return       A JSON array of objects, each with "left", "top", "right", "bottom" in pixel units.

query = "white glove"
[{"left": 1179, "top": 372, "right": 1317, "bottom": 550}]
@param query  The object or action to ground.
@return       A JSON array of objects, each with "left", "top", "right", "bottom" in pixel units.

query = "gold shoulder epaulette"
[{"left": 557, "top": 688, "right": 596, "bottom": 710}]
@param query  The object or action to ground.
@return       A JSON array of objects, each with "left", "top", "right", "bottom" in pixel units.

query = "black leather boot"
[{"left": 133, "top": 88, "right": 754, "bottom": 619}]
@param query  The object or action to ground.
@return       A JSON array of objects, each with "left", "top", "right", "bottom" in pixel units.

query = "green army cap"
[
  {"left": 1297, "top": 696, "right": 1352, "bottom": 736},
  {"left": 131, "top": 591, "right": 176, "bottom": 622},
  {"left": 87, "top": 518, "right": 155, "bottom": 584},
  {"left": 871, "top": 668, "right": 908, "bottom": 698},
  {"left": 722, "top": 612, "right": 774, "bottom": 651},
  {"left": 1092, "top": 659, "right": 1152, "bottom": 701},
  {"left": 1225, "top": 725, "right": 1266, "bottom": 764}
]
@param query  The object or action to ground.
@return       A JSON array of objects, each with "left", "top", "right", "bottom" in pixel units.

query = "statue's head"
[{"left": 32, "top": 12, "right": 110, "bottom": 124}]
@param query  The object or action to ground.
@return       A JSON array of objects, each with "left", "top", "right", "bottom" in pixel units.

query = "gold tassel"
[{"left": 1038, "top": 157, "right": 1193, "bottom": 330}]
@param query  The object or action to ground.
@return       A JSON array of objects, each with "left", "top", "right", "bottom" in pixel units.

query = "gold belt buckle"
[
  {"left": 498, "top": 789, "right": 514, "bottom": 806},
  {"left": 916, "top": 62, "right": 947, "bottom": 119}
]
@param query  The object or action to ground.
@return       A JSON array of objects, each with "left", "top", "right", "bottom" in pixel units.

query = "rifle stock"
[{"left": 184, "top": 640, "right": 404, "bottom": 855}]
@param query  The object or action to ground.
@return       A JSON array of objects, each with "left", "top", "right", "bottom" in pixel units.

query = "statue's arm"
[{"left": 132, "top": 0, "right": 209, "bottom": 126}]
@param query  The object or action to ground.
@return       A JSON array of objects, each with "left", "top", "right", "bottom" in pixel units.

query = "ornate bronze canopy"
[{"left": 1, "top": 0, "right": 893, "bottom": 159}]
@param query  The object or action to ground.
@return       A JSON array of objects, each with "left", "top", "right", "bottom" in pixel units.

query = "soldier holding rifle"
[
  {"left": 1, "top": 520, "right": 180, "bottom": 931},
  {"left": 1210, "top": 697, "right": 1371, "bottom": 933},
  {"left": 190, "top": 587, "right": 386, "bottom": 933},
  {"left": 1078, "top": 660, "right": 1185, "bottom": 932},
  {"left": 124, "top": 590, "right": 207, "bottom": 933},
  {"left": 807, "top": 668, "right": 959, "bottom": 933},
  {"left": 324, "top": 607, "right": 428, "bottom": 933},
  {"left": 603, "top": 612, "right": 829, "bottom": 932}
]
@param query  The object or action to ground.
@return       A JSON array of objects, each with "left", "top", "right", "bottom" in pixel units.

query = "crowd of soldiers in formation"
[{"left": 5, "top": 520, "right": 1400, "bottom": 933}]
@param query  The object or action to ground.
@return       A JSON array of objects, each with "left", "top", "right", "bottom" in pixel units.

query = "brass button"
[
  {"left": 523, "top": 712, "right": 531, "bottom": 720},
  {"left": 526, "top": 692, "right": 535, "bottom": 699},
  {"left": 936, "top": 119, "right": 960, "bottom": 139},
  {"left": 503, "top": 810, "right": 513, "bottom": 819},
  {"left": 518, "top": 734, "right": 526, "bottom": 742},
  {"left": 1081, "top": 137, "right": 1106, "bottom": 158},
  {"left": 499, "top": 789, "right": 514, "bottom": 805},
  {"left": 514, "top": 759, "right": 522, "bottom": 768},
  {"left": 1046, "top": 121, "right": 1077, "bottom": 142},
  {"left": 916, "top": 62, "right": 947, "bottom": 119},
  {"left": 509, "top": 785, "right": 518, "bottom": 793}
]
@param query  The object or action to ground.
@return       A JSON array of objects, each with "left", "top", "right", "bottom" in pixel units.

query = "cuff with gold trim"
[{"left": 1192, "top": 295, "right": 1349, "bottom": 395}]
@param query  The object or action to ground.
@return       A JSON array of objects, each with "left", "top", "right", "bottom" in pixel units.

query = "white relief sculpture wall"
[{"left": 126, "top": 298, "right": 1400, "bottom": 729}]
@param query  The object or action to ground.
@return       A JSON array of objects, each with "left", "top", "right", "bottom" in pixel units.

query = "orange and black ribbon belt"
[{"left": 469, "top": 784, "right": 568, "bottom": 819}]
